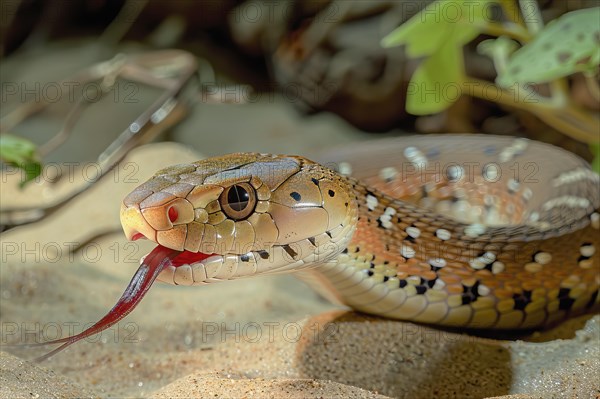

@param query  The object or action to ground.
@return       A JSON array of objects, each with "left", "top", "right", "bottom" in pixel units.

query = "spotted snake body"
[{"left": 120, "top": 135, "right": 600, "bottom": 329}]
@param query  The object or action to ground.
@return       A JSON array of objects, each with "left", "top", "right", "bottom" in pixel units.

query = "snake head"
[{"left": 120, "top": 153, "right": 357, "bottom": 285}]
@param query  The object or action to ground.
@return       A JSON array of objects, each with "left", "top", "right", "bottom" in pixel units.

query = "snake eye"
[{"left": 219, "top": 183, "right": 256, "bottom": 220}]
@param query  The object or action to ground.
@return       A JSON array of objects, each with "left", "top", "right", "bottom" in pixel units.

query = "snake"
[{"left": 32, "top": 135, "right": 600, "bottom": 361}]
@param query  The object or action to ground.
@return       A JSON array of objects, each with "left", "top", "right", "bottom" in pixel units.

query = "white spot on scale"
[
  {"left": 446, "top": 165, "right": 463, "bottom": 182},
  {"left": 552, "top": 167, "right": 600, "bottom": 187},
  {"left": 435, "top": 229, "right": 451, "bottom": 241},
  {"left": 507, "top": 178, "right": 520, "bottom": 192},
  {"left": 580, "top": 244, "right": 596, "bottom": 258},
  {"left": 400, "top": 244, "right": 416, "bottom": 259},
  {"left": 378, "top": 207, "right": 397, "bottom": 229},
  {"left": 477, "top": 284, "right": 491, "bottom": 296},
  {"left": 403, "top": 146, "right": 427, "bottom": 168},
  {"left": 491, "top": 261, "right": 505, "bottom": 274},
  {"left": 379, "top": 167, "right": 399, "bottom": 182},
  {"left": 534, "top": 252, "right": 552, "bottom": 265},
  {"left": 591, "top": 213, "right": 600, "bottom": 229},
  {"left": 405, "top": 226, "right": 421, "bottom": 239},
  {"left": 339, "top": 162, "right": 352, "bottom": 176},
  {"left": 528, "top": 212, "right": 540, "bottom": 222},
  {"left": 432, "top": 279, "right": 446, "bottom": 290},
  {"left": 499, "top": 138, "right": 528, "bottom": 163},
  {"left": 465, "top": 223, "right": 486, "bottom": 237},
  {"left": 483, "top": 164, "right": 500, "bottom": 181},
  {"left": 482, "top": 252, "right": 496, "bottom": 264},
  {"left": 428, "top": 258, "right": 447, "bottom": 268},
  {"left": 469, "top": 258, "right": 486, "bottom": 270},
  {"left": 542, "top": 196, "right": 590, "bottom": 211},
  {"left": 383, "top": 207, "right": 396, "bottom": 216},
  {"left": 366, "top": 194, "right": 378, "bottom": 211}
]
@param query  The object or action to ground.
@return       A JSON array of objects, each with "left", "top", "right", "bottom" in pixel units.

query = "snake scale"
[{"left": 118, "top": 134, "right": 599, "bottom": 330}]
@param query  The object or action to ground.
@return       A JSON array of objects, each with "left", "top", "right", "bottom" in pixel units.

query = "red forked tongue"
[{"left": 31, "top": 245, "right": 181, "bottom": 362}]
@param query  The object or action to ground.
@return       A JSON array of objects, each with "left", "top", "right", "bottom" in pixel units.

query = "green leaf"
[
  {"left": 406, "top": 39, "right": 465, "bottom": 115},
  {"left": 497, "top": 7, "right": 600, "bottom": 86},
  {"left": 0, "top": 134, "right": 42, "bottom": 187},
  {"left": 381, "top": 6, "right": 450, "bottom": 57},
  {"left": 381, "top": 0, "right": 491, "bottom": 57}
]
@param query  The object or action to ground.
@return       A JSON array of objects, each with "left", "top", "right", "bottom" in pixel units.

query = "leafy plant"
[
  {"left": 0, "top": 134, "right": 42, "bottom": 187},
  {"left": 382, "top": 0, "right": 599, "bottom": 163}
]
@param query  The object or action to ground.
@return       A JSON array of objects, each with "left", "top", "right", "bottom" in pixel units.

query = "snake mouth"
[
  {"left": 169, "top": 248, "right": 215, "bottom": 267},
  {"left": 128, "top": 229, "right": 215, "bottom": 267},
  {"left": 129, "top": 227, "right": 218, "bottom": 274},
  {"left": 136, "top": 243, "right": 216, "bottom": 268}
]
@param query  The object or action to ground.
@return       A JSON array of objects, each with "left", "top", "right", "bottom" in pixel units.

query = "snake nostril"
[{"left": 168, "top": 207, "right": 178, "bottom": 223}]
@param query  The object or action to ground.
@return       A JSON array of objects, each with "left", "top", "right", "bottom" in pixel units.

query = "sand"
[{"left": 1, "top": 143, "right": 599, "bottom": 399}]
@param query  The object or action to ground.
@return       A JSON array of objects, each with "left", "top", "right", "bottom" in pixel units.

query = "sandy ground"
[
  {"left": 1, "top": 142, "right": 598, "bottom": 399},
  {"left": 1, "top": 43, "right": 599, "bottom": 398}
]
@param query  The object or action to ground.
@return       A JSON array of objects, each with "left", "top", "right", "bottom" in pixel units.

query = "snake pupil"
[{"left": 228, "top": 185, "right": 250, "bottom": 211}]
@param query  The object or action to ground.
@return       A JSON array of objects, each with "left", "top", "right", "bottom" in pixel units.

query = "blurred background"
[{"left": 0, "top": 0, "right": 597, "bottom": 162}]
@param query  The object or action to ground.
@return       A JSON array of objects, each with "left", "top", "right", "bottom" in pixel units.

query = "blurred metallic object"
[{"left": 0, "top": 49, "right": 198, "bottom": 229}]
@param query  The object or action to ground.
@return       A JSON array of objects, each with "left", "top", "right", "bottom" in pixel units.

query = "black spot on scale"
[
  {"left": 240, "top": 255, "right": 250, "bottom": 262},
  {"left": 586, "top": 290, "right": 598, "bottom": 309},
  {"left": 383, "top": 276, "right": 389, "bottom": 282},
  {"left": 399, "top": 279, "right": 408, "bottom": 288},
  {"left": 415, "top": 285, "right": 427, "bottom": 295},
  {"left": 283, "top": 245, "right": 298, "bottom": 258},
  {"left": 426, "top": 277, "right": 437, "bottom": 288},
  {"left": 512, "top": 290, "right": 532, "bottom": 311},
  {"left": 311, "top": 178, "right": 319, "bottom": 186},
  {"left": 257, "top": 250, "right": 269, "bottom": 259},
  {"left": 308, "top": 237, "right": 316, "bottom": 246},
  {"left": 365, "top": 189, "right": 377, "bottom": 200},
  {"left": 558, "top": 287, "right": 570, "bottom": 298},
  {"left": 342, "top": 248, "right": 348, "bottom": 254},
  {"left": 559, "top": 296, "right": 576, "bottom": 311},
  {"left": 367, "top": 270, "right": 374, "bottom": 277},
  {"left": 290, "top": 191, "right": 301, "bottom": 201},
  {"left": 462, "top": 280, "right": 482, "bottom": 305},
  {"left": 328, "top": 189, "right": 335, "bottom": 197},
  {"left": 461, "top": 294, "right": 474, "bottom": 305}
]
